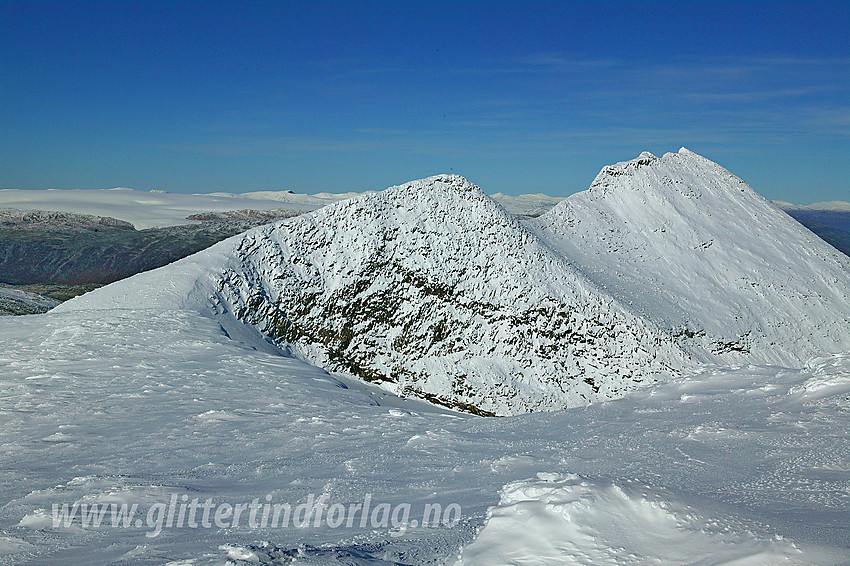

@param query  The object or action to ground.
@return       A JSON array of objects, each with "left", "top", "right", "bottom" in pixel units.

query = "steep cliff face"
[
  {"left": 210, "top": 175, "right": 689, "bottom": 416},
  {"left": 531, "top": 148, "right": 850, "bottom": 366}
]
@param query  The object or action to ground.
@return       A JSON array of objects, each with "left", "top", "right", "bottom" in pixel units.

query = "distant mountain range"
[
  {"left": 0, "top": 208, "right": 300, "bottom": 290},
  {"left": 769, "top": 202, "right": 850, "bottom": 257},
  {"left": 1, "top": 181, "right": 846, "bottom": 295},
  {"left": 0, "top": 186, "right": 566, "bottom": 227}
]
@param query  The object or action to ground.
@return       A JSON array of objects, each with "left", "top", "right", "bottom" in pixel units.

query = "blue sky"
[{"left": 1, "top": 1, "right": 849, "bottom": 202}]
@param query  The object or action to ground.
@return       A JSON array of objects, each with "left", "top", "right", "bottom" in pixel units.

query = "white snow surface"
[
  {"left": 457, "top": 473, "right": 839, "bottom": 565},
  {"left": 530, "top": 148, "right": 850, "bottom": 367},
  {"left": 1, "top": 310, "right": 848, "bottom": 564},
  {"left": 0, "top": 188, "right": 312, "bottom": 229},
  {"left": 774, "top": 200, "right": 850, "bottom": 212},
  {"left": 208, "top": 189, "right": 381, "bottom": 208}
]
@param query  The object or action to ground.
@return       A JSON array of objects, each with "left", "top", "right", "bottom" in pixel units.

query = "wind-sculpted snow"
[
  {"left": 457, "top": 473, "right": 838, "bottom": 565},
  {"left": 531, "top": 148, "right": 850, "bottom": 367},
  {"left": 2, "top": 311, "right": 849, "bottom": 564}
]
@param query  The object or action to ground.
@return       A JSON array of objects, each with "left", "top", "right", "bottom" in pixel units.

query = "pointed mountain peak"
[
  {"left": 390, "top": 174, "right": 483, "bottom": 196},
  {"left": 581, "top": 147, "right": 755, "bottom": 202},
  {"left": 588, "top": 151, "right": 662, "bottom": 192},
  {"left": 300, "top": 173, "right": 517, "bottom": 240},
  {"left": 352, "top": 174, "right": 503, "bottom": 214},
  {"left": 668, "top": 147, "right": 711, "bottom": 165}
]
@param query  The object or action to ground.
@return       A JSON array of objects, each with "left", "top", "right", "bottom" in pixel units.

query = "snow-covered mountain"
[
  {"left": 59, "top": 175, "right": 689, "bottom": 416},
  {"left": 57, "top": 150, "right": 850, "bottom": 415},
  {"left": 210, "top": 175, "right": 691, "bottom": 416},
  {"left": 530, "top": 148, "right": 850, "bottom": 367}
]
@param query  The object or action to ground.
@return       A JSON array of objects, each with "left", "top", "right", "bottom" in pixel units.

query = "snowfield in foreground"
[
  {"left": 1, "top": 309, "right": 849, "bottom": 564},
  {"left": 460, "top": 473, "right": 837, "bottom": 566}
]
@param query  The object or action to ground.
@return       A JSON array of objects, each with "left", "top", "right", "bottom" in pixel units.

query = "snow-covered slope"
[
  {"left": 59, "top": 175, "right": 690, "bottom": 416},
  {"left": 530, "top": 148, "right": 850, "bottom": 367},
  {"left": 2, "top": 310, "right": 849, "bottom": 564}
]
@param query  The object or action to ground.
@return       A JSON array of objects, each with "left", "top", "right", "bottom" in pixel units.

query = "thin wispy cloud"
[{"left": 678, "top": 87, "right": 836, "bottom": 103}]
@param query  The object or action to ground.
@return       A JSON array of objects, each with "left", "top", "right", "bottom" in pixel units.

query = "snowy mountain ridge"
[
  {"left": 206, "top": 174, "right": 689, "bottom": 415},
  {"left": 57, "top": 151, "right": 850, "bottom": 415},
  {"left": 531, "top": 147, "right": 850, "bottom": 367}
]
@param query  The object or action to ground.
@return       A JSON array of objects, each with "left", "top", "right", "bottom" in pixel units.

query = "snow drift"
[{"left": 457, "top": 472, "right": 842, "bottom": 565}]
